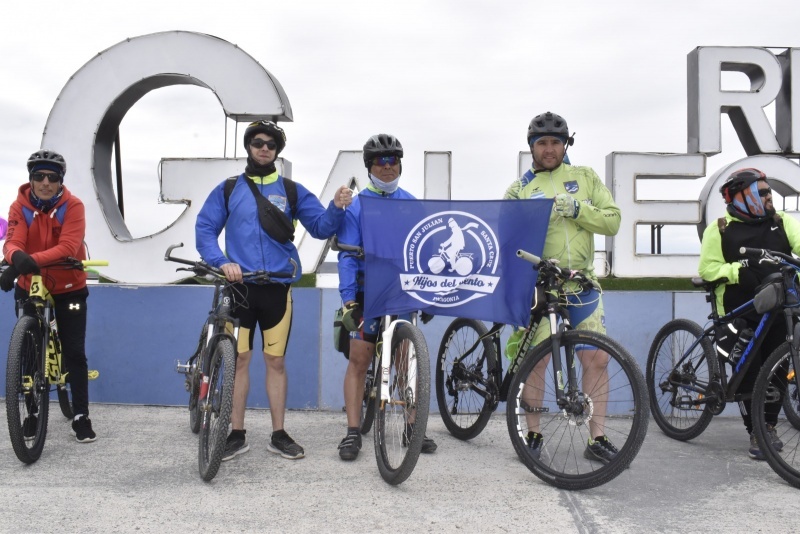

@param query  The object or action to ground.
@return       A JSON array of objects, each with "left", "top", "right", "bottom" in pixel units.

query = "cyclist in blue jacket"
[
  {"left": 336, "top": 133, "right": 437, "bottom": 461},
  {"left": 196, "top": 120, "right": 352, "bottom": 461}
]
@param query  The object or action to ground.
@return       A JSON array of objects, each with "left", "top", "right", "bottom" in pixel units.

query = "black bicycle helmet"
[
  {"left": 527, "top": 112, "right": 571, "bottom": 145},
  {"left": 363, "top": 134, "right": 403, "bottom": 168},
  {"left": 719, "top": 168, "right": 767, "bottom": 203},
  {"left": 27, "top": 149, "right": 67, "bottom": 176},
  {"left": 243, "top": 120, "right": 286, "bottom": 154}
]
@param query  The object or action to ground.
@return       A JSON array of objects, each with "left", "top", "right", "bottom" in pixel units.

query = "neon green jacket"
[
  {"left": 512, "top": 164, "right": 621, "bottom": 275},
  {"left": 698, "top": 211, "right": 800, "bottom": 313}
]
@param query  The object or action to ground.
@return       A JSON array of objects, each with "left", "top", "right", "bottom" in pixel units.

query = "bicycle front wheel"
[
  {"left": 6, "top": 316, "right": 50, "bottom": 464},
  {"left": 374, "top": 323, "right": 431, "bottom": 485},
  {"left": 198, "top": 338, "right": 235, "bottom": 481},
  {"left": 783, "top": 367, "right": 800, "bottom": 430},
  {"left": 752, "top": 342, "right": 800, "bottom": 488},
  {"left": 360, "top": 354, "right": 377, "bottom": 435},
  {"left": 436, "top": 318, "right": 497, "bottom": 440},
  {"left": 188, "top": 324, "right": 209, "bottom": 434},
  {"left": 506, "top": 329, "right": 649, "bottom": 490},
  {"left": 647, "top": 319, "right": 719, "bottom": 441}
]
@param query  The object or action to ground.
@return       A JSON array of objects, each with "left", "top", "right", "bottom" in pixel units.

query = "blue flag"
[{"left": 361, "top": 197, "right": 552, "bottom": 327}]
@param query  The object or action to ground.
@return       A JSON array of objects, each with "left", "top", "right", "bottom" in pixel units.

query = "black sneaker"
[
  {"left": 222, "top": 430, "right": 250, "bottom": 461},
  {"left": 23, "top": 414, "right": 37, "bottom": 442},
  {"left": 525, "top": 431, "right": 543, "bottom": 460},
  {"left": 584, "top": 435, "right": 617, "bottom": 464},
  {"left": 267, "top": 430, "right": 305, "bottom": 459},
  {"left": 72, "top": 416, "right": 97, "bottom": 443},
  {"left": 338, "top": 431, "right": 362, "bottom": 461},
  {"left": 403, "top": 424, "right": 437, "bottom": 453}
]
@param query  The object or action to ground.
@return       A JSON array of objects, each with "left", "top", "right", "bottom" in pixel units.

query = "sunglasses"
[
  {"left": 373, "top": 156, "right": 400, "bottom": 166},
  {"left": 758, "top": 187, "right": 772, "bottom": 198},
  {"left": 30, "top": 172, "right": 61, "bottom": 183},
  {"left": 250, "top": 139, "right": 278, "bottom": 150}
]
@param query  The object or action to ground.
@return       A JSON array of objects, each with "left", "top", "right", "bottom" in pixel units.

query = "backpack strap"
[
  {"left": 717, "top": 217, "right": 727, "bottom": 234},
  {"left": 224, "top": 175, "right": 297, "bottom": 218}
]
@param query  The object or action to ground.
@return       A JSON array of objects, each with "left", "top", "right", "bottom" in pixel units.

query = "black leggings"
[
  {"left": 16, "top": 286, "right": 90, "bottom": 417},
  {"left": 738, "top": 317, "right": 786, "bottom": 434}
]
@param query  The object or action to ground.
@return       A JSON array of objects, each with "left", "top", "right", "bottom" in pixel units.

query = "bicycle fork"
[{"left": 378, "top": 316, "right": 417, "bottom": 409}]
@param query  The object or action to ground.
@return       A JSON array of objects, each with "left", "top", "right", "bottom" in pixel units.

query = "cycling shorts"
[
  {"left": 529, "top": 287, "right": 606, "bottom": 347},
  {"left": 232, "top": 283, "right": 292, "bottom": 356}
]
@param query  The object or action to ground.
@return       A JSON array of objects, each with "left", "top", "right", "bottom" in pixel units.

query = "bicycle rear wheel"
[
  {"left": 198, "top": 338, "right": 235, "bottom": 481},
  {"left": 436, "top": 318, "right": 497, "bottom": 440},
  {"left": 6, "top": 316, "right": 50, "bottom": 464},
  {"left": 374, "top": 323, "right": 430, "bottom": 485},
  {"left": 647, "top": 319, "right": 719, "bottom": 441},
  {"left": 752, "top": 342, "right": 800, "bottom": 488},
  {"left": 57, "top": 385, "right": 74, "bottom": 419},
  {"left": 783, "top": 368, "right": 800, "bottom": 430},
  {"left": 360, "top": 354, "right": 377, "bottom": 435},
  {"left": 507, "top": 330, "right": 649, "bottom": 490}
]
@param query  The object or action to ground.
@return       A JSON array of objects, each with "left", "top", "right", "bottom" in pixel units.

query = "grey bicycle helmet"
[
  {"left": 27, "top": 149, "right": 67, "bottom": 177},
  {"left": 527, "top": 112, "right": 572, "bottom": 145},
  {"left": 719, "top": 168, "right": 768, "bottom": 204},
  {"left": 243, "top": 120, "right": 286, "bottom": 154},
  {"left": 363, "top": 134, "right": 403, "bottom": 168}
]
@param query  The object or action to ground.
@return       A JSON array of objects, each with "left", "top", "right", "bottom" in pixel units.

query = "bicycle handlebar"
[
  {"left": 330, "top": 236, "right": 365, "bottom": 259},
  {"left": 164, "top": 243, "right": 298, "bottom": 281},
  {"left": 516, "top": 249, "right": 600, "bottom": 292},
  {"left": 739, "top": 247, "right": 800, "bottom": 269}
]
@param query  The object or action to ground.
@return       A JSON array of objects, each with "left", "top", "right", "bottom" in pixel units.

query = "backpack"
[
  {"left": 717, "top": 214, "right": 783, "bottom": 234},
  {"left": 224, "top": 175, "right": 297, "bottom": 219}
]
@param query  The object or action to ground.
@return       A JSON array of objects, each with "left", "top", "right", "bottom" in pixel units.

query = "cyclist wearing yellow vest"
[{"left": 505, "top": 112, "right": 621, "bottom": 464}]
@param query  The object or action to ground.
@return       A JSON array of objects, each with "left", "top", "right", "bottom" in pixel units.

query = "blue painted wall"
[{"left": 0, "top": 286, "right": 715, "bottom": 413}]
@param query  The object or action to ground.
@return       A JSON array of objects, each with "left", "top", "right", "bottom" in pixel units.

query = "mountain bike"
[
  {"left": 647, "top": 247, "right": 800, "bottom": 441},
  {"left": 167, "top": 243, "right": 296, "bottom": 482},
  {"left": 4, "top": 257, "right": 107, "bottom": 464},
  {"left": 436, "top": 249, "right": 649, "bottom": 490},
  {"left": 332, "top": 237, "right": 431, "bottom": 485}
]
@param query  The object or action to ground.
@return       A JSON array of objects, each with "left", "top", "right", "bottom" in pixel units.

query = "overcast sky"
[{"left": 1, "top": 0, "right": 798, "bottom": 253}]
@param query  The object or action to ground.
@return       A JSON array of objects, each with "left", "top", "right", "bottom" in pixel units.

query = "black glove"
[
  {"left": 0, "top": 264, "right": 19, "bottom": 292},
  {"left": 12, "top": 251, "right": 39, "bottom": 275},
  {"left": 341, "top": 302, "right": 364, "bottom": 332}
]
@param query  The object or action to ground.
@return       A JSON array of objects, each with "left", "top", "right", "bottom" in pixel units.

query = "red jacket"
[{"left": 3, "top": 183, "right": 87, "bottom": 294}]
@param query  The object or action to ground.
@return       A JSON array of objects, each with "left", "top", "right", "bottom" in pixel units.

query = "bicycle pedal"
[{"left": 175, "top": 359, "right": 191, "bottom": 374}]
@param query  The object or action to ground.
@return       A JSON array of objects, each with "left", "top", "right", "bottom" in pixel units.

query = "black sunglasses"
[
  {"left": 250, "top": 139, "right": 278, "bottom": 150},
  {"left": 758, "top": 187, "right": 772, "bottom": 198},
  {"left": 373, "top": 156, "right": 400, "bottom": 166},
  {"left": 30, "top": 172, "right": 61, "bottom": 183}
]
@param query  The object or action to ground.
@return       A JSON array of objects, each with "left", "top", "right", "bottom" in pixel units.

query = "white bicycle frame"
[{"left": 378, "top": 315, "right": 418, "bottom": 404}]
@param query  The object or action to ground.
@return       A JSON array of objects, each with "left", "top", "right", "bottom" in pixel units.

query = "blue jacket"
[
  {"left": 196, "top": 172, "right": 345, "bottom": 283},
  {"left": 337, "top": 186, "right": 416, "bottom": 303}
]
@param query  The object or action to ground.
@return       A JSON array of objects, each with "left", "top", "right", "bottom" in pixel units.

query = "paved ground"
[{"left": 0, "top": 404, "right": 796, "bottom": 534}]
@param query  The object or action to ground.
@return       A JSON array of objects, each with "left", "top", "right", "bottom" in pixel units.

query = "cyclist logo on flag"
[{"left": 401, "top": 211, "right": 500, "bottom": 307}]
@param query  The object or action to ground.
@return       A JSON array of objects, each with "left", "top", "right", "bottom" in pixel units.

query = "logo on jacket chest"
[{"left": 564, "top": 181, "right": 579, "bottom": 194}]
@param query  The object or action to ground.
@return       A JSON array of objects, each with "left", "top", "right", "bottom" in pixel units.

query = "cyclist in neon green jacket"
[{"left": 505, "top": 112, "right": 621, "bottom": 464}]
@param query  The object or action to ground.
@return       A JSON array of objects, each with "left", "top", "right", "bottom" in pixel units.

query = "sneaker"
[
  {"left": 267, "top": 430, "right": 305, "bottom": 460},
  {"left": 584, "top": 435, "right": 617, "bottom": 464},
  {"left": 766, "top": 424, "right": 784, "bottom": 452},
  {"left": 403, "top": 424, "right": 437, "bottom": 453},
  {"left": 222, "top": 430, "right": 250, "bottom": 461},
  {"left": 525, "top": 431, "right": 543, "bottom": 460},
  {"left": 749, "top": 433, "right": 765, "bottom": 460},
  {"left": 23, "top": 414, "right": 38, "bottom": 442},
  {"left": 338, "top": 431, "right": 362, "bottom": 461},
  {"left": 72, "top": 416, "right": 97, "bottom": 443}
]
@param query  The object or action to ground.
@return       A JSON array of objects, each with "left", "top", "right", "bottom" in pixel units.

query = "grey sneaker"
[
  {"left": 749, "top": 433, "right": 765, "bottom": 460},
  {"left": 267, "top": 430, "right": 305, "bottom": 459},
  {"left": 222, "top": 430, "right": 250, "bottom": 461},
  {"left": 584, "top": 436, "right": 617, "bottom": 464},
  {"left": 766, "top": 424, "right": 784, "bottom": 452},
  {"left": 525, "top": 431, "right": 543, "bottom": 460}
]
